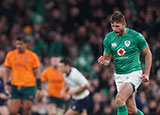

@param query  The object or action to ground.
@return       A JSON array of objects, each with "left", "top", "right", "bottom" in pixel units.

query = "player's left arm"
[
  {"left": 32, "top": 53, "right": 41, "bottom": 89},
  {"left": 141, "top": 45, "right": 152, "bottom": 82},
  {"left": 33, "top": 67, "right": 41, "bottom": 89},
  {"left": 4, "top": 66, "right": 11, "bottom": 92},
  {"left": 33, "top": 67, "right": 40, "bottom": 79}
]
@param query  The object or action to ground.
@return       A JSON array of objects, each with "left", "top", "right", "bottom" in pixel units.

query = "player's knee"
[{"left": 116, "top": 93, "right": 125, "bottom": 106}]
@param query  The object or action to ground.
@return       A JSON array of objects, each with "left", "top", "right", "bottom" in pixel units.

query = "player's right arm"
[
  {"left": 98, "top": 34, "right": 112, "bottom": 66},
  {"left": 4, "top": 52, "right": 12, "bottom": 91},
  {"left": 5, "top": 67, "right": 11, "bottom": 84},
  {"left": 4, "top": 66, "right": 11, "bottom": 93},
  {"left": 98, "top": 52, "right": 111, "bottom": 66}
]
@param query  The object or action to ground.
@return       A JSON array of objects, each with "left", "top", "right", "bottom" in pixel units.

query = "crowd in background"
[{"left": 0, "top": 0, "right": 160, "bottom": 114}]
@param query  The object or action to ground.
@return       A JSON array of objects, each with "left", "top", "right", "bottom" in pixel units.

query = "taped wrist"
[{"left": 36, "top": 79, "right": 41, "bottom": 90}]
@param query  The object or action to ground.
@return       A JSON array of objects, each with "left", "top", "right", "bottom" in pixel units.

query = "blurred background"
[{"left": 0, "top": 0, "right": 160, "bottom": 114}]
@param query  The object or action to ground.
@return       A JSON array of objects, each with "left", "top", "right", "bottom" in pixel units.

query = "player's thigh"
[
  {"left": 21, "top": 99, "right": 33, "bottom": 110},
  {"left": 65, "top": 108, "right": 79, "bottom": 115},
  {"left": 126, "top": 94, "right": 137, "bottom": 114},
  {"left": 81, "top": 109, "right": 87, "bottom": 115},
  {"left": 8, "top": 99, "right": 21, "bottom": 114},
  {"left": 116, "top": 82, "right": 133, "bottom": 102},
  {"left": 0, "top": 106, "right": 9, "bottom": 115}
]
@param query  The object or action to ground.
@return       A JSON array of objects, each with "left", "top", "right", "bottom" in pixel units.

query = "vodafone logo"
[{"left": 117, "top": 48, "right": 126, "bottom": 56}]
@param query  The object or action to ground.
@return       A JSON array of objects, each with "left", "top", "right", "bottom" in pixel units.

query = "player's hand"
[
  {"left": 68, "top": 90, "right": 75, "bottom": 96},
  {"left": 141, "top": 74, "right": 149, "bottom": 82},
  {"left": 98, "top": 56, "right": 105, "bottom": 65},
  {"left": 97, "top": 56, "right": 110, "bottom": 66},
  {"left": 35, "top": 89, "right": 42, "bottom": 98},
  {"left": 0, "top": 93, "right": 8, "bottom": 100},
  {"left": 5, "top": 84, "right": 10, "bottom": 95},
  {"left": 63, "top": 93, "right": 71, "bottom": 101},
  {"left": 5, "top": 84, "right": 10, "bottom": 90}
]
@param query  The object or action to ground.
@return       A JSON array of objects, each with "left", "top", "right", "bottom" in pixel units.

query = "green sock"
[
  {"left": 136, "top": 108, "right": 144, "bottom": 115},
  {"left": 117, "top": 105, "right": 128, "bottom": 115}
]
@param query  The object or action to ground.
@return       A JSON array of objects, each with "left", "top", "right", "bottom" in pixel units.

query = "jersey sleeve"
[
  {"left": 4, "top": 52, "right": 12, "bottom": 67},
  {"left": 137, "top": 33, "right": 148, "bottom": 51},
  {"left": 32, "top": 53, "right": 40, "bottom": 68},
  {"left": 74, "top": 71, "right": 88, "bottom": 87},
  {"left": 104, "top": 35, "right": 111, "bottom": 54}
]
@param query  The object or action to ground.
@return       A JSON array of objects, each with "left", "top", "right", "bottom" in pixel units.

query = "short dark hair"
[
  {"left": 110, "top": 11, "right": 126, "bottom": 24},
  {"left": 60, "top": 58, "right": 72, "bottom": 66},
  {"left": 16, "top": 37, "right": 27, "bottom": 43}
]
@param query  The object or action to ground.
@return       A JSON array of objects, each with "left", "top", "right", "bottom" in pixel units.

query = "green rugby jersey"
[{"left": 104, "top": 28, "right": 148, "bottom": 74}]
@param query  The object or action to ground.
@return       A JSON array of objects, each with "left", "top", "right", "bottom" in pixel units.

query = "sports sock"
[
  {"left": 117, "top": 105, "right": 128, "bottom": 115},
  {"left": 136, "top": 108, "right": 144, "bottom": 115}
]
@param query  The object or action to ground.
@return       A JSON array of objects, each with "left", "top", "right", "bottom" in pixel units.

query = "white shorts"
[{"left": 114, "top": 70, "right": 142, "bottom": 92}]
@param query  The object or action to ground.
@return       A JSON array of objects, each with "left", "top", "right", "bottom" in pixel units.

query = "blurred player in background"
[
  {"left": 41, "top": 55, "right": 66, "bottom": 115},
  {"left": 98, "top": 11, "right": 152, "bottom": 115},
  {"left": 60, "top": 58, "right": 90, "bottom": 115},
  {"left": 4, "top": 37, "right": 40, "bottom": 115}
]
